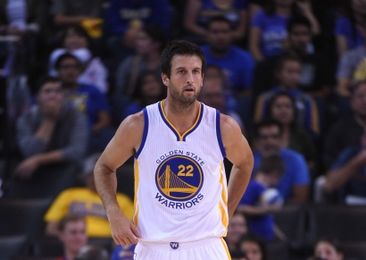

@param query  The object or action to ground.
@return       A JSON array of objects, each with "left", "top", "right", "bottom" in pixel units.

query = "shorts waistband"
[{"left": 138, "top": 237, "right": 222, "bottom": 250}]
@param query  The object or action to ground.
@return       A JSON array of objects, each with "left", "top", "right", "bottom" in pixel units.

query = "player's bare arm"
[
  {"left": 94, "top": 111, "right": 144, "bottom": 246},
  {"left": 221, "top": 114, "right": 254, "bottom": 219}
]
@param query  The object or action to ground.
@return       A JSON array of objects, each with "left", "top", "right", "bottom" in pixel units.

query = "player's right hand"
[{"left": 108, "top": 209, "right": 140, "bottom": 246}]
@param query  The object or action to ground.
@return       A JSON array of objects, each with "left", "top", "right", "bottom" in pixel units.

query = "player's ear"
[{"left": 161, "top": 73, "right": 169, "bottom": 86}]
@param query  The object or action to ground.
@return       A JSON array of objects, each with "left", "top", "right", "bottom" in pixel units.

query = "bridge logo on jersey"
[{"left": 155, "top": 155, "right": 204, "bottom": 201}]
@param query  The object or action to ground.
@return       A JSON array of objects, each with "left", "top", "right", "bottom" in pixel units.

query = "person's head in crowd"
[
  {"left": 238, "top": 235, "right": 266, "bottom": 260},
  {"left": 37, "top": 76, "right": 64, "bottom": 108},
  {"left": 268, "top": 91, "right": 297, "bottom": 128},
  {"left": 313, "top": 238, "right": 344, "bottom": 260},
  {"left": 287, "top": 16, "right": 312, "bottom": 54},
  {"left": 58, "top": 214, "right": 88, "bottom": 260},
  {"left": 62, "top": 25, "right": 90, "bottom": 51},
  {"left": 132, "top": 71, "right": 164, "bottom": 105},
  {"left": 226, "top": 212, "right": 248, "bottom": 250},
  {"left": 207, "top": 16, "right": 234, "bottom": 53},
  {"left": 204, "top": 64, "right": 227, "bottom": 81},
  {"left": 256, "top": 154, "right": 285, "bottom": 188},
  {"left": 201, "top": 67, "right": 227, "bottom": 111},
  {"left": 253, "top": 120, "right": 283, "bottom": 157},
  {"left": 275, "top": 54, "right": 302, "bottom": 89},
  {"left": 55, "top": 53, "right": 83, "bottom": 87},
  {"left": 349, "top": 80, "right": 366, "bottom": 120},
  {"left": 135, "top": 26, "right": 166, "bottom": 57},
  {"left": 75, "top": 245, "right": 109, "bottom": 260}
]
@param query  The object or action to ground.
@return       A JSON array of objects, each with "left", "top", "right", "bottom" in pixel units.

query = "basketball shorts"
[{"left": 134, "top": 237, "right": 231, "bottom": 260}]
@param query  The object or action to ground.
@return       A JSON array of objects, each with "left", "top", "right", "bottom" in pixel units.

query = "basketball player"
[{"left": 94, "top": 40, "right": 254, "bottom": 259}]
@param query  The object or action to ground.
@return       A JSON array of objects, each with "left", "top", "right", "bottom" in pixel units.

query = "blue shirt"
[
  {"left": 198, "top": 0, "right": 248, "bottom": 28},
  {"left": 335, "top": 16, "right": 364, "bottom": 51},
  {"left": 253, "top": 149, "right": 310, "bottom": 200},
  {"left": 104, "top": 0, "right": 172, "bottom": 36},
  {"left": 331, "top": 146, "right": 366, "bottom": 198},
  {"left": 69, "top": 84, "right": 110, "bottom": 126},
  {"left": 240, "top": 180, "right": 275, "bottom": 241},
  {"left": 201, "top": 45, "right": 254, "bottom": 91},
  {"left": 251, "top": 10, "right": 289, "bottom": 57}
]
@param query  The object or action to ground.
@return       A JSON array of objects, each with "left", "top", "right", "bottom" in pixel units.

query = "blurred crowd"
[{"left": 0, "top": 0, "right": 366, "bottom": 259}]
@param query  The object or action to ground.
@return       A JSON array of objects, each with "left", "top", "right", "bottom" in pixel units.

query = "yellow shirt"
[{"left": 44, "top": 188, "right": 134, "bottom": 237}]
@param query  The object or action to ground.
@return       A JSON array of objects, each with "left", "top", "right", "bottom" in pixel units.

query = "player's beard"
[{"left": 169, "top": 84, "right": 201, "bottom": 108}]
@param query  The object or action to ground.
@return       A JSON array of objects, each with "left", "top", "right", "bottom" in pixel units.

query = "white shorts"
[{"left": 134, "top": 237, "right": 231, "bottom": 260}]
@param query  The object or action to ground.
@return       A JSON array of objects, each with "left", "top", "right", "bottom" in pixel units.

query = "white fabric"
[{"left": 134, "top": 102, "right": 228, "bottom": 242}]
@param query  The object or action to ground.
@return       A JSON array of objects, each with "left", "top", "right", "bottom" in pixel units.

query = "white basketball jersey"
[{"left": 133, "top": 101, "right": 228, "bottom": 242}]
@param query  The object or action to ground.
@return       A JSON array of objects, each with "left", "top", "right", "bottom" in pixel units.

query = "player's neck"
[{"left": 162, "top": 99, "right": 201, "bottom": 135}]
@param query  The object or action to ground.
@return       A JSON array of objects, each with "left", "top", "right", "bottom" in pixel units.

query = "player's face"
[
  {"left": 60, "top": 220, "right": 87, "bottom": 255},
  {"left": 162, "top": 55, "right": 203, "bottom": 106},
  {"left": 314, "top": 241, "right": 343, "bottom": 260}
]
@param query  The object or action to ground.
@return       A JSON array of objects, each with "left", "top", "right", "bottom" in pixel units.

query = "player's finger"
[{"left": 131, "top": 223, "right": 141, "bottom": 238}]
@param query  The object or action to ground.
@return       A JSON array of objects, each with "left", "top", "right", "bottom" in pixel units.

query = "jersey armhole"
[
  {"left": 135, "top": 108, "right": 149, "bottom": 158},
  {"left": 216, "top": 110, "right": 226, "bottom": 158}
]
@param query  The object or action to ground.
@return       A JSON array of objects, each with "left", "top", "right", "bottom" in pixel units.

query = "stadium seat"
[
  {"left": 273, "top": 205, "right": 307, "bottom": 245},
  {"left": 308, "top": 205, "right": 366, "bottom": 242},
  {"left": 0, "top": 235, "right": 27, "bottom": 260},
  {"left": 0, "top": 198, "right": 51, "bottom": 238}
]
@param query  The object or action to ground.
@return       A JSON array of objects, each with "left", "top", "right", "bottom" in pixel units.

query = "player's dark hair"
[{"left": 160, "top": 40, "right": 206, "bottom": 78}]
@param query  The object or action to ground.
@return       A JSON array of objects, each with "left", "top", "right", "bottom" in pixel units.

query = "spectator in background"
[
  {"left": 44, "top": 154, "right": 134, "bottom": 238},
  {"left": 252, "top": 120, "right": 310, "bottom": 203},
  {"left": 254, "top": 54, "right": 320, "bottom": 135},
  {"left": 57, "top": 214, "right": 88, "bottom": 260},
  {"left": 322, "top": 129, "right": 366, "bottom": 204},
  {"left": 202, "top": 16, "right": 254, "bottom": 95},
  {"left": 238, "top": 154, "right": 285, "bottom": 241},
  {"left": 51, "top": 0, "right": 102, "bottom": 28},
  {"left": 200, "top": 65, "right": 244, "bottom": 130},
  {"left": 252, "top": 15, "right": 333, "bottom": 97},
  {"left": 238, "top": 235, "right": 266, "bottom": 260},
  {"left": 122, "top": 70, "right": 164, "bottom": 119},
  {"left": 334, "top": 0, "right": 365, "bottom": 58},
  {"left": 103, "top": 0, "right": 171, "bottom": 58},
  {"left": 49, "top": 25, "right": 108, "bottom": 93},
  {"left": 249, "top": 0, "right": 320, "bottom": 62},
  {"left": 312, "top": 238, "right": 344, "bottom": 260},
  {"left": 112, "top": 26, "right": 165, "bottom": 122},
  {"left": 55, "top": 53, "right": 113, "bottom": 154},
  {"left": 226, "top": 212, "right": 248, "bottom": 252},
  {"left": 336, "top": 20, "right": 366, "bottom": 96},
  {"left": 10, "top": 76, "right": 88, "bottom": 198},
  {"left": 184, "top": 0, "right": 249, "bottom": 42},
  {"left": 323, "top": 80, "right": 366, "bottom": 169},
  {"left": 267, "top": 92, "right": 317, "bottom": 171}
]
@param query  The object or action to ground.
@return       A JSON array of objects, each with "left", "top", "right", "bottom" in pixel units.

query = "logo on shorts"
[
  {"left": 170, "top": 242, "right": 179, "bottom": 249},
  {"left": 155, "top": 155, "right": 204, "bottom": 201}
]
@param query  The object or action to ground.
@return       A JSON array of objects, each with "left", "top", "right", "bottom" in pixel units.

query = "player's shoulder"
[
  {"left": 119, "top": 111, "right": 145, "bottom": 132},
  {"left": 219, "top": 113, "right": 241, "bottom": 133}
]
